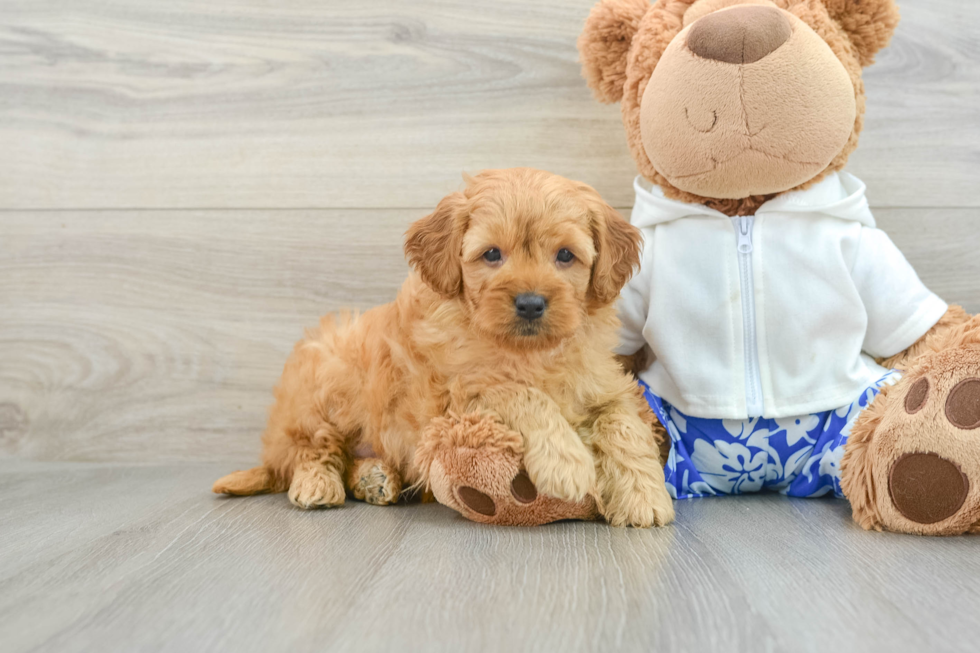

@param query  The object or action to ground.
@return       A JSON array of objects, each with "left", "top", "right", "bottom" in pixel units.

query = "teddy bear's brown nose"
[{"left": 686, "top": 5, "right": 792, "bottom": 64}]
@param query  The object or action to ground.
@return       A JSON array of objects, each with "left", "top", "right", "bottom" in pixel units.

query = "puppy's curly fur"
[{"left": 214, "top": 168, "right": 673, "bottom": 528}]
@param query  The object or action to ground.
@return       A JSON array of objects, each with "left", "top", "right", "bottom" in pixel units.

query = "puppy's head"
[{"left": 405, "top": 168, "right": 641, "bottom": 351}]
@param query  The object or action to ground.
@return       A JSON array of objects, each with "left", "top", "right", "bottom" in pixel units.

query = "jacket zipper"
[{"left": 733, "top": 216, "right": 764, "bottom": 417}]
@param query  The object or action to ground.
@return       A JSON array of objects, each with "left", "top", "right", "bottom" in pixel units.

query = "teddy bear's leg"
[
  {"left": 841, "top": 317, "right": 980, "bottom": 535},
  {"left": 414, "top": 413, "right": 598, "bottom": 526}
]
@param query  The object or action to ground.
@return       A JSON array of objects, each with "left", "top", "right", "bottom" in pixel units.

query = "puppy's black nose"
[{"left": 514, "top": 293, "right": 547, "bottom": 321}]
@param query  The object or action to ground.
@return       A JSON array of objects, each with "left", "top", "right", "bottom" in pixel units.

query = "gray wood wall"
[{"left": 2, "top": 0, "right": 978, "bottom": 464}]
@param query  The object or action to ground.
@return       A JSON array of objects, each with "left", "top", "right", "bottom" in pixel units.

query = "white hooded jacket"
[{"left": 615, "top": 172, "right": 947, "bottom": 419}]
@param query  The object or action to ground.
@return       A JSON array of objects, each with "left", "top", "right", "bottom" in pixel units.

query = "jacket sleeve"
[
  {"left": 850, "top": 226, "right": 948, "bottom": 359},
  {"left": 614, "top": 232, "right": 652, "bottom": 356}
]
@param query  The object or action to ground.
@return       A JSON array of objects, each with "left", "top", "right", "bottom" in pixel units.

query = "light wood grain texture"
[
  {"left": 0, "top": 209, "right": 411, "bottom": 462},
  {"left": 1, "top": 0, "right": 979, "bottom": 209},
  {"left": 2, "top": 2, "right": 980, "bottom": 651},
  {"left": 2, "top": 461, "right": 979, "bottom": 653},
  {"left": 2, "top": 208, "right": 978, "bottom": 463}
]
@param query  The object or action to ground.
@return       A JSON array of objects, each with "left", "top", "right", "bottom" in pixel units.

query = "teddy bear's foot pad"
[
  {"left": 444, "top": 465, "right": 597, "bottom": 526},
  {"left": 416, "top": 413, "right": 598, "bottom": 526},
  {"left": 845, "top": 328, "right": 980, "bottom": 534},
  {"left": 456, "top": 471, "right": 538, "bottom": 517},
  {"left": 883, "top": 368, "right": 980, "bottom": 532},
  {"left": 888, "top": 452, "right": 969, "bottom": 525}
]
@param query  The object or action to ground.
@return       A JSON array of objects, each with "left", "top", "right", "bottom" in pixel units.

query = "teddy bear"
[{"left": 415, "top": 0, "right": 980, "bottom": 535}]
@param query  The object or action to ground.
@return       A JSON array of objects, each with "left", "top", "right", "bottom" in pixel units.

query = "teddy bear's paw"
[
  {"left": 450, "top": 467, "right": 599, "bottom": 527},
  {"left": 288, "top": 462, "right": 346, "bottom": 509},
  {"left": 417, "top": 412, "right": 599, "bottom": 526},
  {"left": 431, "top": 455, "right": 599, "bottom": 527},
  {"left": 346, "top": 458, "right": 402, "bottom": 506},
  {"left": 849, "top": 343, "right": 980, "bottom": 535},
  {"left": 454, "top": 470, "right": 538, "bottom": 519}
]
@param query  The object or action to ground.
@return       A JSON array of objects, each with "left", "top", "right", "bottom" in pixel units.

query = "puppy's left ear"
[
  {"left": 405, "top": 191, "right": 468, "bottom": 297},
  {"left": 587, "top": 198, "right": 642, "bottom": 308}
]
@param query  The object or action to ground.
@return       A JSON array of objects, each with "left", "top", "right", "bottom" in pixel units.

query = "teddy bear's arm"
[{"left": 878, "top": 305, "right": 973, "bottom": 370}]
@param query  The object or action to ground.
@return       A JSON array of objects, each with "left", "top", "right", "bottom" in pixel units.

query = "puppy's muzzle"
[{"left": 514, "top": 293, "right": 547, "bottom": 322}]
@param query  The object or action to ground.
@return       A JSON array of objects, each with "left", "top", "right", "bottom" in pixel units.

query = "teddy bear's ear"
[
  {"left": 577, "top": 0, "right": 652, "bottom": 103},
  {"left": 824, "top": 0, "right": 900, "bottom": 66}
]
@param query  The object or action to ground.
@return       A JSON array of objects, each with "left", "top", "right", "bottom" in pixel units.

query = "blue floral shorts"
[{"left": 640, "top": 370, "right": 902, "bottom": 499}]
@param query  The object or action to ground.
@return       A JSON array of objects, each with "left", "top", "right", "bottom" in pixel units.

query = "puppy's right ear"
[
  {"left": 577, "top": 0, "right": 650, "bottom": 103},
  {"left": 405, "top": 192, "right": 468, "bottom": 298}
]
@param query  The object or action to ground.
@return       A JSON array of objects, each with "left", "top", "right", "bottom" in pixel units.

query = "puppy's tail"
[{"left": 213, "top": 466, "right": 282, "bottom": 496}]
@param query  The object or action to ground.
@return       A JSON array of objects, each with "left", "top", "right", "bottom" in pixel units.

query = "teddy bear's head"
[{"left": 578, "top": 0, "right": 899, "bottom": 214}]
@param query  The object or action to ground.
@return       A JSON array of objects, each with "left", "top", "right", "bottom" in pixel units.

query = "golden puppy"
[{"left": 214, "top": 168, "right": 673, "bottom": 527}]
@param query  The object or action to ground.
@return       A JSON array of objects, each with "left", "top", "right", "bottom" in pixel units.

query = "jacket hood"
[{"left": 630, "top": 172, "right": 876, "bottom": 228}]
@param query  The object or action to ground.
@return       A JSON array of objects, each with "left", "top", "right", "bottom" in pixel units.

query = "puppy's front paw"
[
  {"left": 288, "top": 463, "right": 345, "bottom": 509},
  {"left": 600, "top": 470, "right": 674, "bottom": 528},
  {"left": 526, "top": 444, "right": 596, "bottom": 503}
]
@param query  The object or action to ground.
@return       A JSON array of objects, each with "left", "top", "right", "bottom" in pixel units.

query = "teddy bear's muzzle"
[{"left": 638, "top": 2, "right": 857, "bottom": 200}]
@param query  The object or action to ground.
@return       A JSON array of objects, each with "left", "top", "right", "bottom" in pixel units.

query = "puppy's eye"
[
  {"left": 556, "top": 248, "right": 575, "bottom": 265},
  {"left": 482, "top": 248, "right": 503, "bottom": 265}
]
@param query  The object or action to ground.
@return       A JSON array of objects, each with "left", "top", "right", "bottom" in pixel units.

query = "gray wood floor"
[
  {"left": 4, "top": 461, "right": 980, "bottom": 653},
  {"left": 2, "top": 1, "right": 980, "bottom": 651}
]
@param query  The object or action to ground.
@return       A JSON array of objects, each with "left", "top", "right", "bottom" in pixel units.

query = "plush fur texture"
[
  {"left": 417, "top": 413, "right": 600, "bottom": 526},
  {"left": 579, "top": 0, "right": 652, "bottom": 103},
  {"left": 639, "top": 4, "right": 858, "bottom": 198},
  {"left": 843, "top": 313, "right": 980, "bottom": 535},
  {"left": 580, "top": 0, "right": 980, "bottom": 536},
  {"left": 578, "top": 0, "right": 899, "bottom": 214},
  {"left": 214, "top": 168, "right": 674, "bottom": 528}
]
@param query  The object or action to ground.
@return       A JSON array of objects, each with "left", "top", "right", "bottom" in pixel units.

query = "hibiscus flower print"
[
  {"left": 772, "top": 414, "right": 820, "bottom": 447},
  {"left": 666, "top": 417, "right": 685, "bottom": 445},
  {"left": 781, "top": 446, "right": 814, "bottom": 483},
  {"left": 669, "top": 407, "right": 688, "bottom": 435},
  {"left": 722, "top": 416, "right": 760, "bottom": 439},
  {"left": 638, "top": 372, "right": 903, "bottom": 499},
  {"left": 818, "top": 444, "right": 846, "bottom": 478},
  {"left": 800, "top": 441, "right": 833, "bottom": 484},
  {"left": 745, "top": 428, "right": 784, "bottom": 483},
  {"left": 690, "top": 440, "right": 767, "bottom": 494}
]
